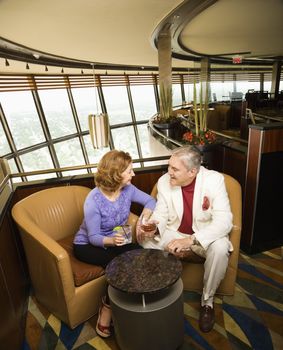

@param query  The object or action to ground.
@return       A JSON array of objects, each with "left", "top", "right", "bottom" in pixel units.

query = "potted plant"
[
  {"left": 153, "top": 83, "right": 181, "bottom": 138},
  {"left": 182, "top": 80, "right": 216, "bottom": 150},
  {"left": 181, "top": 80, "right": 217, "bottom": 167}
]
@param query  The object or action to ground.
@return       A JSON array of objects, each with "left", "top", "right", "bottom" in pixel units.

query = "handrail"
[
  {"left": 0, "top": 174, "right": 10, "bottom": 195},
  {"left": 148, "top": 117, "right": 183, "bottom": 148},
  {"left": 210, "top": 129, "right": 248, "bottom": 144},
  {"left": 148, "top": 115, "right": 248, "bottom": 145},
  {"left": 9, "top": 155, "right": 170, "bottom": 179},
  {"left": 253, "top": 113, "right": 283, "bottom": 122},
  {"left": 0, "top": 155, "right": 171, "bottom": 195}
]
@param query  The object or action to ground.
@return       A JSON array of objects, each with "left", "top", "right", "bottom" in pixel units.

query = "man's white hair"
[{"left": 171, "top": 146, "right": 201, "bottom": 171}]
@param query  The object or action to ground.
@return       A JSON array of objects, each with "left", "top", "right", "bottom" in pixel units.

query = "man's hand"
[{"left": 166, "top": 236, "right": 194, "bottom": 255}]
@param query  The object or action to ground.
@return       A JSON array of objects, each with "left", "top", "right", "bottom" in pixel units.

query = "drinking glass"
[
  {"left": 141, "top": 216, "right": 157, "bottom": 233},
  {"left": 117, "top": 224, "right": 132, "bottom": 245}
]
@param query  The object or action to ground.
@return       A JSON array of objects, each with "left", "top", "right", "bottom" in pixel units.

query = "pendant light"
[{"left": 88, "top": 64, "right": 110, "bottom": 149}]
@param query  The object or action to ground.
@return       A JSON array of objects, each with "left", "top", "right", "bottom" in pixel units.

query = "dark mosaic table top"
[{"left": 105, "top": 248, "right": 182, "bottom": 294}]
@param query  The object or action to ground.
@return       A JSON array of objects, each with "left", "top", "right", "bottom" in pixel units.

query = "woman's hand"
[
  {"left": 113, "top": 233, "right": 126, "bottom": 246},
  {"left": 103, "top": 234, "right": 125, "bottom": 246}
]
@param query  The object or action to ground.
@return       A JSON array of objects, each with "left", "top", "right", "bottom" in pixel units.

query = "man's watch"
[{"left": 192, "top": 235, "right": 198, "bottom": 245}]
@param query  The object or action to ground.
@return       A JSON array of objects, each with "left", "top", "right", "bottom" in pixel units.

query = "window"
[
  {"left": 38, "top": 89, "right": 77, "bottom": 138},
  {"left": 20, "top": 147, "right": 53, "bottom": 171},
  {"left": 83, "top": 135, "right": 110, "bottom": 165},
  {"left": 0, "top": 91, "right": 45, "bottom": 150},
  {"left": 111, "top": 126, "right": 139, "bottom": 158},
  {"left": 136, "top": 124, "right": 150, "bottom": 157},
  {"left": 102, "top": 86, "right": 132, "bottom": 125},
  {"left": 263, "top": 81, "right": 271, "bottom": 92},
  {"left": 0, "top": 70, "right": 276, "bottom": 183},
  {"left": 184, "top": 83, "right": 191, "bottom": 104},
  {"left": 210, "top": 82, "right": 233, "bottom": 102},
  {"left": 131, "top": 85, "right": 157, "bottom": 121},
  {"left": 172, "top": 84, "right": 182, "bottom": 107},
  {"left": 236, "top": 81, "right": 260, "bottom": 95},
  {"left": 71, "top": 87, "right": 102, "bottom": 131},
  {"left": 20, "top": 148, "right": 56, "bottom": 180},
  {"left": 0, "top": 122, "right": 10, "bottom": 156},
  {"left": 7, "top": 158, "right": 17, "bottom": 174},
  {"left": 54, "top": 138, "right": 87, "bottom": 174}
]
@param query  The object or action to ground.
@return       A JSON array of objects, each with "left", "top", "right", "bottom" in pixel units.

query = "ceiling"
[{"left": 0, "top": 0, "right": 282, "bottom": 74}]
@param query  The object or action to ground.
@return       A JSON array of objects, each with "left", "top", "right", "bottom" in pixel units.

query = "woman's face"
[{"left": 121, "top": 162, "right": 135, "bottom": 186}]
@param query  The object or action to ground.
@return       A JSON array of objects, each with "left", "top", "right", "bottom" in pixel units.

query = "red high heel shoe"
[{"left": 96, "top": 297, "right": 112, "bottom": 338}]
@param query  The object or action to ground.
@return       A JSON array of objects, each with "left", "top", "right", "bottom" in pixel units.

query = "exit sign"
[{"left": 232, "top": 55, "right": 242, "bottom": 64}]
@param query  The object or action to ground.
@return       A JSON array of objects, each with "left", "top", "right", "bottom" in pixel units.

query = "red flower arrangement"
[{"left": 182, "top": 130, "right": 216, "bottom": 146}]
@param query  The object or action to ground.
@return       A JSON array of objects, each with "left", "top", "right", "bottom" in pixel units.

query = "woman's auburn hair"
[{"left": 95, "top": 150, "right": 132, "bottom": 192}]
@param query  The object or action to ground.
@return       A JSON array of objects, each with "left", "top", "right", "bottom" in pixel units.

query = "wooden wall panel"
[
  {"left": 0, "top": 199, "right": 29, "bottom": 349},
  {"left": 242, "top": 123, "right": 283, "bottom": 253},
  {"left": 262, "top": 129, "right": 283, "bottom": 152},
  {"left": 130, "top": 168, "right": 166, "bottom": 215},
  {"left": 242, "top": 129, "right": 262, "bottom": 248},
  {"left": 222, "top": 146, "right": 246, "bottom": 191}
]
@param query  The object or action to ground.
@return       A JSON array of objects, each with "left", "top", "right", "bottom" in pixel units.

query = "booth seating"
[
  {"left": 151, "top": 173, "right": 242, "bottom": 296},
  {"left": 12, "top": 185, "right": 138, "bottom": 329}
]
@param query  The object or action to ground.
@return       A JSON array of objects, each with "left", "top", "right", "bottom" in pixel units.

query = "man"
[{"left": 137, "top": 146, "right": 233, "bottom": 333}]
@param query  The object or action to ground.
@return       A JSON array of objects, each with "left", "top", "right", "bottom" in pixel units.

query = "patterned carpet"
[{"left": 23, "top": 247, "right": 283, "bottom": 350}]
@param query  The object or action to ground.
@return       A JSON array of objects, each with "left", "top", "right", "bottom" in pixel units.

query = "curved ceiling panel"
[
  {"left": 0, "top": 0, "right": 282, "bottom": 73},
  {"left": 180, "top": 0, "right": 283, "bottom": 60}
]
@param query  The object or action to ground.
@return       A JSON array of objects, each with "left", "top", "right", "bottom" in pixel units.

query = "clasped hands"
[{"left": 166, "top": 235, "right": 195, "bottom": 258}]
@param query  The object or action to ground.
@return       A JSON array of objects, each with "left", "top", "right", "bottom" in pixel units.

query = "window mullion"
[
  {"left": 0, "top": 103, "right": 26, "bottom": 180},
  {"left": 126, "top": 83, "right": 143, "bottom": 164},
  {"left": 31, "top": 88, "right": 62, "bottom": 178},
  {"left": 97, "top": 84, "right": 114, "bottom": 150},
  {"left": 66, "top": 86, "right": 92, "bottom": 173}
]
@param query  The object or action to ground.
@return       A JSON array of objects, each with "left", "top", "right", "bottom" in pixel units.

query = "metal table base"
[{"left": 108, "top": 278, "right": 184, "bottom": 350}]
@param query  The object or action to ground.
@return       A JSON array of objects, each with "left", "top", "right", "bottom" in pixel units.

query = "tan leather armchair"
[
  {"left": 151, "top": 173, "right": 242, "bottom": 296},
  {"left": 12, "top": 185, "right": 108, "bottom": 329}
]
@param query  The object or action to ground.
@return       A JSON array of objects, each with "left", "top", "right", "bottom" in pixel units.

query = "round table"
[{"left": 105, "top": 249, "right": 184, "bottom": 350}]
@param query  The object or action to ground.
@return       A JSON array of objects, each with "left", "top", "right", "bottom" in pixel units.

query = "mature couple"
[{"left": 73, "top": 146, "right": 233, "bottom": 337}]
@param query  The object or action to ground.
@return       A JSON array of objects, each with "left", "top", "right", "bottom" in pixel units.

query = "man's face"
[{"left": 168, "top": 155, "right": 197, "bottom": 187}]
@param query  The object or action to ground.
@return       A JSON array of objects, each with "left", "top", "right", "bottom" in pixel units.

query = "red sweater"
[{"left": 178, "top": 178, "right": 196, "bottom": 235}]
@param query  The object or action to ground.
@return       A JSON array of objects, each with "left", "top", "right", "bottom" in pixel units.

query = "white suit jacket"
[{"left": 142, "top": 166, "right": 233, "bottom": 251}]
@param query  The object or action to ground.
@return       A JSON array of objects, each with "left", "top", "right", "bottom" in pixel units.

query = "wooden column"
[
  {"left": 158, "top": 26, "right": 172, "bottom": 94},
  {"left": 200, "top": 57, "right": 210, "bottom": 91},
  {"left": 270, "top": 61, "right": 281, "bottom": 99},
  {"left": 242, "top": 122, "right": 283, "bottom": 253}
]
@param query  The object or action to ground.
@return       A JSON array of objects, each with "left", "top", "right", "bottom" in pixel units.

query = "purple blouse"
[{"left": 73, "top": 184, "right": 156, "bottom": 247}]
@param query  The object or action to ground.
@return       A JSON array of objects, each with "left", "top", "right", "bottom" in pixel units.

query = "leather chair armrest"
[{"left": 15, "top": 218, "right": 75, "bottom": 297}]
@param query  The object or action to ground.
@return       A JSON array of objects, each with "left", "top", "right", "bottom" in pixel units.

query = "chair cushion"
[{"left": 58, "top": 235, "right": 105, "bottom": 287}]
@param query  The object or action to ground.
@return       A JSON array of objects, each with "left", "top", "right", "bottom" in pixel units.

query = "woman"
[{"left": 73, "top": 150, "right": 156, "bottom": 338}]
